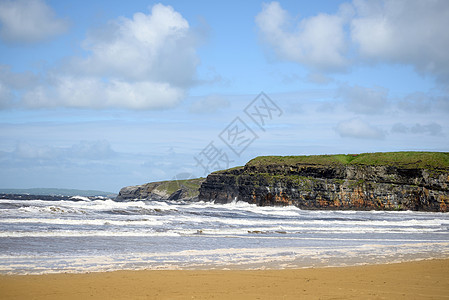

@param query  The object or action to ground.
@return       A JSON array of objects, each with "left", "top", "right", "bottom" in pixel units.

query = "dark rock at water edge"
[{"left": 115, "top": 178, "right": 205, "bottom": 202}]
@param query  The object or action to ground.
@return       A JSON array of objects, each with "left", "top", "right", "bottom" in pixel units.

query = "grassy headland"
[
  {"left": 153, "top": 177, "right": 205, "bottom": 198},
  {"left": 246, "top": 152, "right": 449, "bottom": 170}
]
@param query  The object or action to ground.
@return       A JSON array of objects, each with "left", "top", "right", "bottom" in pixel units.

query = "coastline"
[{"left": 1, "top": 259, "right": 448, "bottom": 299}]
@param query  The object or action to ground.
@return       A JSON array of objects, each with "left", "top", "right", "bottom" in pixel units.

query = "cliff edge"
[{"left": 198, "top": 152, "right": 449, "bottom": 212}]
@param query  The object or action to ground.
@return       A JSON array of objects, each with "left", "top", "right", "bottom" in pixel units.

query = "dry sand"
[{"left": 1, "top": 259, "right": 449, "bottom": 299}]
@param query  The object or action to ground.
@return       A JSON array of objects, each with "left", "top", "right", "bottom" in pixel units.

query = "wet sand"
[{"left": 1, "top": 259, "right": 448, "bottom": 299}]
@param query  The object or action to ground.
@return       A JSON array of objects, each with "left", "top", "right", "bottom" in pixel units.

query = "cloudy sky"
[{"left": 0, "top": 0, "right": 448, "bottom": 192}]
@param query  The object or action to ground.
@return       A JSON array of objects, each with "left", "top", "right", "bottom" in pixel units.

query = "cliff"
[
  {"left": 198, "top": 152, "right": 449, "bottom": 212},
  {"left": 116, "top": 178, "right": 205, "bottom": 201}
]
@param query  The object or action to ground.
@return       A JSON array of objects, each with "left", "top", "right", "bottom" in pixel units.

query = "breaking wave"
[{"left": 1, "top": 197, "right": 448, "bottom": 274}]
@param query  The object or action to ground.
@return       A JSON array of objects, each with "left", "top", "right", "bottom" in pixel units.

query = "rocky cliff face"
[
  {"left": 116, "top": 178, "right": 205, "bottom": 201},
  {"left": 198, "top": 153, "right": 449, "bottom": 212}
]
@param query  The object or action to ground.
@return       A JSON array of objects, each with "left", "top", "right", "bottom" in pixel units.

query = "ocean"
[{"left": 0, "top": 197, "right": 448, "bottom": 275}]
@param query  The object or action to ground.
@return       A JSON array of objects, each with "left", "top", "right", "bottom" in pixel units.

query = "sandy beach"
[{"left": 1, "top": 259, "right": 448, "bottom": 299}]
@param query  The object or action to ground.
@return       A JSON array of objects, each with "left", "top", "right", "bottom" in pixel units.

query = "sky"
[{"left": 0, "top": 0, "right": 448, "bottom": 193}]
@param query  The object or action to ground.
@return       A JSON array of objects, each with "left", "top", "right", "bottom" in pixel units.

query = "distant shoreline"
[
  {"left": 0, "top": 193, "right": 111, "bottom": 201},
  {"left": 0, "top": 188, "right": 116, "bottom": 197},
  {"left": 1, "top": 258, "right": 448, "bottom": 299}
]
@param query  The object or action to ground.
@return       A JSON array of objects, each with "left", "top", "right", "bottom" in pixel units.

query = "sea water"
[{"left": 0, "top": 197, "right": 448, "bottom": 274}]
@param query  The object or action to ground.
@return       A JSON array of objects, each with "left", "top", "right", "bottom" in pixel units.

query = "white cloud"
[
  {"left": 0, "top": 65, "right": 40, "bottom": 108},
  {"left": 338, "top": 84, "right": 388, "bottom": 114},
  {"left": 75, "top": 4, "right": 197, "bottom": 86},
  {"left": 14, "top": 142, "right": 58, "bottom": 160},
  {"left": 336, "top": 118, "right": 385, "bottom": 139},
  {"left": 15, "top": 3, "right": 198, "bottom": 110},
  {"left": 391, "top": 122, "right": 443, "bottom": 136},
  {"left": 189, "top": 95, "right": 230, "bottom": 114},
  {"left": 410, "top": 123, "right": 443, "bottom": 136},
  {"left": 397, "top": 92, "right": 432, "bottom": 114},
  {"left": 351, "top": 0, "right": 449, "bottom": 87},
  {"left": 391, "top": 123, "right": 409, "bottom": 134},
  {"left": 23, "top": 76, "right": 184, "bottom": 110},
  {"left": 12, "top": 140, "right": 116, "bottom": 161},
  {"left": 69, "top": 140, "right": 115, "bottom": 160},
  {"left": 0, "top": 0, "right": 69, "bottom": 44},
  {"left": 0, "top": 65, "right": 38, "bottom": 90},
  {"left": 255, "top": 2, "right": 348, "bottom": 71},
  {"left": 306, "top": 72, "right": 333, "bottom": 85},
  {"left": 0, "top": 81, "right": 12, "bottom": 108},
  {"left": 395, "top": 92, "right": 449, "bottom": 114},
  {"left": 256, "top": 0, "right": 449, "bottom": 88},
  {"left": 436, "top": 97, "right": 449, "bottom": 113}
]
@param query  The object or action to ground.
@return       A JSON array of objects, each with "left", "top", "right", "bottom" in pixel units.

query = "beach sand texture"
[{"left": 1, "top": 259, "right": 448, "bottom": 299}]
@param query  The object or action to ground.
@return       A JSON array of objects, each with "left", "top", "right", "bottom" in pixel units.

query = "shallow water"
[{"left": 0, "top": 198, "right": 448, "bottom": 274}]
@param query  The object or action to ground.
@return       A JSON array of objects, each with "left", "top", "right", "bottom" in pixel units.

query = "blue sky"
[{"left": 0, "top": 0, "right": 448, "bottom": 192}]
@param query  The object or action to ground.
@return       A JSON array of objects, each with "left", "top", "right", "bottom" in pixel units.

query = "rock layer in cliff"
[{"left": 198, "top": 152, "right": 449, "bottom": 212}]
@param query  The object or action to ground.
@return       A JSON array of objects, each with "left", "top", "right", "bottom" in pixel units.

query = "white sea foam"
[
  {"left": 1, "top": 198, "right": 448, "bottom": 274},
  {"left": 0, "top": 217, "right": 166, "bottom": 226},
  {"left": 70, "top": 195, "right": 91, "bottom": 201},
  {"left": 1, "top": 242, "right": 448, "bottom": 274},
  {"left": 0, "top": 230, "right": 181, "bottom": 238}
]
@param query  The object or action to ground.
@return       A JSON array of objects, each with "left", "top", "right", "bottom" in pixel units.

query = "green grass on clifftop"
[
  {"left": 154, "top": 178, "right": 205, "bottom": 198},
  {"left": 246, "top": 152, "right": 449, "bottom": 170}
]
